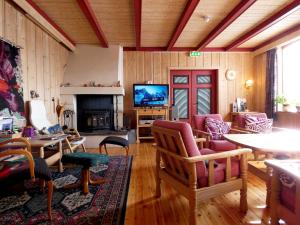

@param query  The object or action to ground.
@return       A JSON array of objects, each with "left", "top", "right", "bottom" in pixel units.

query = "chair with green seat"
[{"left": 61, "top": 152, "right": 109, "bottom": 194}]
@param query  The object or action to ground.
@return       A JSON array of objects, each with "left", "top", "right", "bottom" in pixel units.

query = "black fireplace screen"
[
  {"left": 76, "top": 95, "right": 114, "bottom": 132},
  {"left": 84, "top": 110, "right": 113, "bottom": 130}
]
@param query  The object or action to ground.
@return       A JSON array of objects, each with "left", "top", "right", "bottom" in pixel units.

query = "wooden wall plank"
[
  {"left": 26, "top": 19, "right": 37, "bottom": 99},
  {"left": 2, "top": 0, "right": 69, "bottom": 124},
  {"left": 4, "top": 1, "right": 17, "bottom": 43},
  {"left": 0, "top": 0, "right": 4, "bottom": 37},
  {"left": 35, "top": 27, "right": 44, "bottom": 101},
  {"left": 124, "top": 51, "right": 255, "bottom": 120},
  {"left": 153, "top": 53, "right": 161, "bottom": 83},
  {"left": 144, "top": 52, "right": 153, "bottom": 83},
  {"left": 161, "top": 53, "right": 170, "bottom": 83}
]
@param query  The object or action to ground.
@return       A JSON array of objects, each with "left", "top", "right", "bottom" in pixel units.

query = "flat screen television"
[{"left": 133, "top": 84, "right": 169, "bottom": 107}]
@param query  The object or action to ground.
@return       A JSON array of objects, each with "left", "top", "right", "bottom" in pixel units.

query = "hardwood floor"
[{"left": 90, "top": 143, "right": 272, "bottom": 225}]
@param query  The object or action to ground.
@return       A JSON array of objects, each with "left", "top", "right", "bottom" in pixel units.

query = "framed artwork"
[{"left": 0, "top": 39, "right": 24, "bottom": 118}]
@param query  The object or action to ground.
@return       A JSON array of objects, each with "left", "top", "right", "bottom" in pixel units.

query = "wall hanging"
[{"left": 0, "top": 38, "right": 24, "bottom": 117}]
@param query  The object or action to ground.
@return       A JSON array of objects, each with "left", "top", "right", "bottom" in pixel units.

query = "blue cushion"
[
  {"left": 62, "top": 152, "right": 109, "bottom": 168},
  {"left": 48, "top": 124, "right": 63, "bottom": 134}
]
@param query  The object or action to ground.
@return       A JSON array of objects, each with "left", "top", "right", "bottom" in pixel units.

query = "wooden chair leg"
[
  {"left": 82, "top": 168, "right": 89, "bottom": 195},
  {"left": 47, "top": 180, "right": 53, "bottom": 220},
  {"left": 99, "top": 144, "right": 102, "bottom": 154},
  {"left": 189, "top": 196, "right": 198, "bottom": 225},
  {"left": 81, "top": 144, "right": 87, "bottom": 152}
]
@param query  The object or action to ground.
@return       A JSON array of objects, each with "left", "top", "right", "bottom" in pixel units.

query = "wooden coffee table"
[{"left": 223, "top": 130, "right": 300, "bottom": 206}]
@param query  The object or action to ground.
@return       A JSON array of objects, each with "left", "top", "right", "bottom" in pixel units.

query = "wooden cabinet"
[{"left": 135, "top": 108, "right": 169, "bottom": 143}]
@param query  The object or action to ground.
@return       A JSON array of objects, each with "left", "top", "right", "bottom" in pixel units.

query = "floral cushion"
[
  {"left": 205, "top": 118, "right": 230, "bottom": 140},
  {"left": 245, "top": 115, "right": 273, "bottom": 133}
]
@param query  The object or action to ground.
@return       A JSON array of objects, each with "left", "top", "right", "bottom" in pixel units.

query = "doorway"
[{"left": 170, "top": 69, "right": 218, "bottom": 123}]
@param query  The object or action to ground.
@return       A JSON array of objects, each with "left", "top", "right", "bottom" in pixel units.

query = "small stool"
[
  {"left": 99, "top": 136, "right": 129, "bottom": 156},
  {"left": 61, "top": 152, "right": 109, "bottom": 194}
]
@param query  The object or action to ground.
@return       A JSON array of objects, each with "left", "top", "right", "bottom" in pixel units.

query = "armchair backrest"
[
  {"left": 193, "top": 114, "right": 223, "bottom": 131},
  {"left": 234, "top": 113, "right": 267, "bottom": 128},
  {"left": 152, "top": 120, "right": 206, "bottom": 179},
  {"left": 29, "top": 100, "right": 52, "bottom": 130}
]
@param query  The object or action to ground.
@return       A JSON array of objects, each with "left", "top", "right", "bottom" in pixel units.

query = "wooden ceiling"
[{"left": 30, "top": 0, "right": 300, "bottom": 51}]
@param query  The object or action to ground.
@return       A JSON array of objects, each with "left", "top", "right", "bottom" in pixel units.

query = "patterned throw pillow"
[
  {"left": 205, "top": 118, "right": 230, "bottom": 140},
  {"left": 244, "top": 115, "right": 273, "bottom": 133}
]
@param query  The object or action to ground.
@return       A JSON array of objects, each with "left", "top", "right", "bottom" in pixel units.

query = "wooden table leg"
[
  {"left": 58, "top": 141, "right": 63, "bottom": 172},
  {"left": 39, "top": 147, "right": 44, "bottom": 158}
]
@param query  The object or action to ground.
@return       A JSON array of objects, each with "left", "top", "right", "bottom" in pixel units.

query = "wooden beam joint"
[
  {"left": 196, "top": 0, "right": 256, "bottom": 51},
  {"left": 76, "top": 0, "right": 108, "bottom": 48},
  {"left": 226, "top": 0, "right": 300, "bottom": 50},
  {"left": 167, "top": 0, "right": 200, "bottom": 51}
]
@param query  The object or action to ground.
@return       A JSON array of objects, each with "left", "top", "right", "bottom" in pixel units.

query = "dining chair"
[
  {"left": 0, "top": 138, "right": 53, "bottom": 220},
  {"left": 152, "top": 120, "right": 251, "bottom": 225}
]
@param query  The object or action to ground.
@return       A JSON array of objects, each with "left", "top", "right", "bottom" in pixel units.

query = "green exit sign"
[{"left": 189, "top": 51, "right": 202, "bottom": 57}]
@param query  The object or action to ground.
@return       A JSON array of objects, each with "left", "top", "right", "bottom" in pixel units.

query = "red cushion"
[
  {"left": 193, "top": 114, "right": 223, "bottom": 131},
  {"left": 210, "top": 140, "right": 237, "bottom": 152},
  {"left": 153, "top": 120, "right": 206, "bottom": 177},
  {"left": 205, "top": 118, "right": 230, "bottom": 140},
  {"left": 280, "top": 185, "right": 296, "bottom": 211},
  {"left": 235, "top": 113, "right": 267, "bottom": 128},
  {"left": 197, "top": 160, "right": 240, "bottom": 187}
]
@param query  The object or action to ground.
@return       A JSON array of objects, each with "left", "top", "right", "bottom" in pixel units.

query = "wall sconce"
[{"left": 245, "top": 80, "right": 254, "bottom": 89}]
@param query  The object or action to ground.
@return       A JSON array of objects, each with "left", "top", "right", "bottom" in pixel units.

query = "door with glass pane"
[{"left": 170, "top": 70, "right": 217, "bottom": 123}]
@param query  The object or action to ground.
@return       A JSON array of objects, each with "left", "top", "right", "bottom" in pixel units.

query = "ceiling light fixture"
[{"left": 202, "top": 15, "right": 211, "bottom": 23}]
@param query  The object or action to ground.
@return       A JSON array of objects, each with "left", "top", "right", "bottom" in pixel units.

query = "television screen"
[{"left": 133, "top": 84, "right": 169, "bottom": 107}]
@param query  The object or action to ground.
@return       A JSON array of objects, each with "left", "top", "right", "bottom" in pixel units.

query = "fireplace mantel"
[{"left": 60, "top": 86, "right": 125, "bottom": 95}]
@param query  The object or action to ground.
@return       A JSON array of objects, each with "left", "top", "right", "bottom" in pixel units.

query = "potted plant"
[{"left": 275, "top": 95, "right": 289, "bottom": 112}]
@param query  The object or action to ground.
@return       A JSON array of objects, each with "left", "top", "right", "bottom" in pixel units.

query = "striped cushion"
[
  {"left": 245, "top": 115, "right": 273, "bottom": 133},
  {"left": 205, "top": 118, "right": 230, "bottom": 140}
]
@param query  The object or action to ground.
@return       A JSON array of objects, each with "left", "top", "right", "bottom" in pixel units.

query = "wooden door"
[{"left": 170, "top": 70, "right": 217, "bottom": 123}]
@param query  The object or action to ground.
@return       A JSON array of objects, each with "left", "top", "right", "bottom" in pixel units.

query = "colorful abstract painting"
[{"left": 0, "top": 39, "right": 24, "bottom": 117}]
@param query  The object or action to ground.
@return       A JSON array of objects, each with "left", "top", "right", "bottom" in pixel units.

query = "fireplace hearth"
[{"left": 77, "top": 95, "right": 114, "bottom": 132}]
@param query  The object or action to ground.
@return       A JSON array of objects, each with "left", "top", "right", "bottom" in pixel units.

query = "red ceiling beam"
[
  {"left": 134, "top": 0, "right": 142, "bottom": 50},
  {"left": 196, "top": 0, "right": 256, "bottom": 51},
  {"left": 253, "top": 23, "right": 300, "bottom": 51},
  {"left": 226, "top": 0, "right": 300, "bottom": 50},
  {"left": 25, "top": 0, "right": 76, "bottom": 46},
  {"left": 123, "top": 47, "right": 253, "bottom": 52},
  {"left": 166, "top": 0, "right": 200, "bottom": 51},
  {"left": 76, "top": 0, "right": 108, "bottom": 48}
]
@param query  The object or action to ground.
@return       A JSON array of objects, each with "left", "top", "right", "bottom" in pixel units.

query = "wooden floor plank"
[{"left": 89, "top": 143, "right": 272, "bottom": 225}]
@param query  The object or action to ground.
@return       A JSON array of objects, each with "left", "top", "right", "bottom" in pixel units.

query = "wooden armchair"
[
  {"left": 193, "top": 114, "right": 248, "bottom": 152},
  {"left": 152, "top": 120, "right": 251, "bottom": 225},
  {"left": 0, "top": 138, "right": 53, "bottom": 220},
  {"left": 232, "top": 112, "right": 284, "bottom": 134},
  {"left": 29, "top": 100, "right": 86, "bottom": 153},
  {"left": 266, "top": 160, "right": 300, "bottom": 225}
]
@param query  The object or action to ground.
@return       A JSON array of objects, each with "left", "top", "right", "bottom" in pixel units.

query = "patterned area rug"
[{"left": 0, "top": 155, "right": 132, "bottom": 225}]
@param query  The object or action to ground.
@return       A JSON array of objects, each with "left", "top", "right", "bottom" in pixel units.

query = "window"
[{"left": 282, "top": 40, "right": 300, "bottom": 103}]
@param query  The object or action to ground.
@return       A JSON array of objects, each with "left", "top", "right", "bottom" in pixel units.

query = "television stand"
[{"left": 135, "top": 108, "right": 169, "bottom": 143}]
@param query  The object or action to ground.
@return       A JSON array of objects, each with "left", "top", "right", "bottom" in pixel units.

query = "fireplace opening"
[{"left": 77, "top": 95, "right": 114, "bottom": 132}]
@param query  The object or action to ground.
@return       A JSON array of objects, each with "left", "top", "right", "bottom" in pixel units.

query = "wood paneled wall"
[
  {"left": 253, "top": 53, "right": 267, "bottom": 113},
  {"left": 124, "top": 51, "right": 254, "bottom": 121},
  {"left": 0, "top": 0, "right": 69, "bottom": 123}
]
